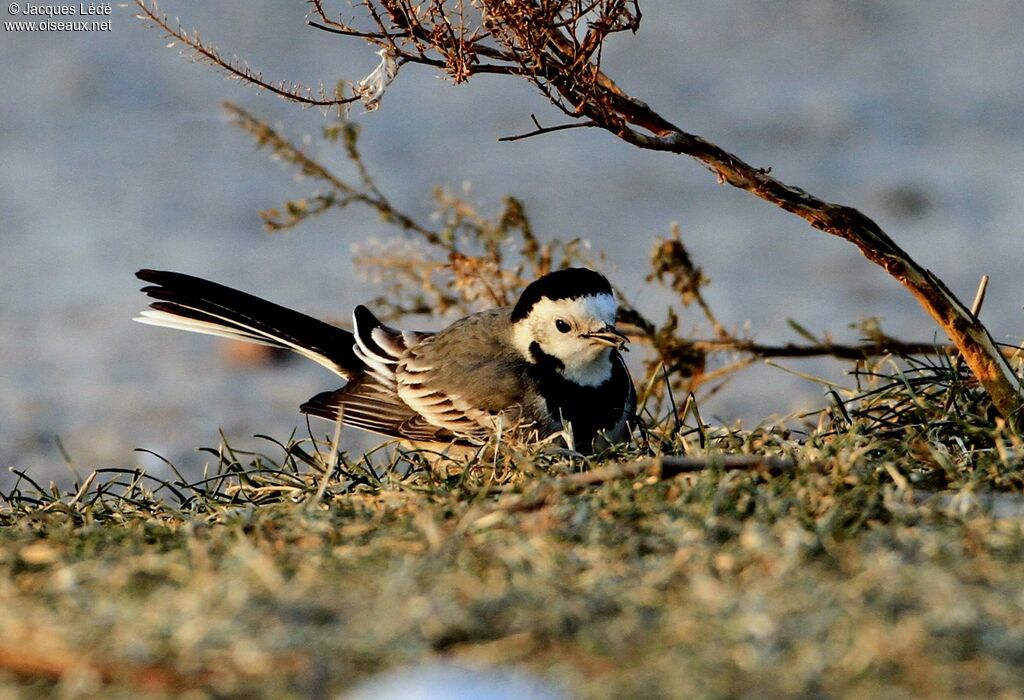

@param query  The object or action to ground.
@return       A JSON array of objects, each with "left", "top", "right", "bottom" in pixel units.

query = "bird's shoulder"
[
  {"left": 400, "top": 307, "right": 529, "bottom": 380},
  {"left": 414, "top": 307, "right": 513, "bottom": 353}
]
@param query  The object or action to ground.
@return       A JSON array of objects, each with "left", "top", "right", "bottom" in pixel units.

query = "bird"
[{"left": 134, "top": 267, "right": 636, "bottom": 454}]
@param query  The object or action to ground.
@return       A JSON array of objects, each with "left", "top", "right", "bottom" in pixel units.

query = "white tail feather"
[
  {"left": 134, "top": 309, "right": 278, "bottom": 347},
  {"left": 135, "top": 308, "right": 351, "bottom": 378}
]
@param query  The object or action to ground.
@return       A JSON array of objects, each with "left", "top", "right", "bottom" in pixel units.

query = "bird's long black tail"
[{"left": 135, "top": 269, "right": 363, "bottom": 378}]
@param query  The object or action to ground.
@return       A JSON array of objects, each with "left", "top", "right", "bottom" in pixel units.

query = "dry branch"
[
  {"left": 683, "top": 338, "right": 1020, "bottom": 362},
  {"left": 610, "top": 120, "right": 1023, "bottom": 426},
  {"left": 478, "top": 454, "right": 798, "bottom": 517},
  {"left": 561, "top": 454, "right": 798, "bottom": 485}
]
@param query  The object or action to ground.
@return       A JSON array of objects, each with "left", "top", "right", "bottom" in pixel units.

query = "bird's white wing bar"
[
  {"left": 370, "top": 327, "right": 409, "bottom": 358},
  {"left": 352, "top": 345, "right": 397, "bottom": 388},
  {"left": 351, "top": 305, "right": 423, "bottom": 389}
]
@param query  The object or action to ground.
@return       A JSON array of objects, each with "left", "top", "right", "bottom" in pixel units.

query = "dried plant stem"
[
  {"left": 311, "top": 410, "right": 344, "bottom": 506},
  {"left": 563, "top": 454, "right": 798, "bottom": 484},
  {"left": 686, "top": 337, "right": 1019, "bottom": 362},
  {"left": 133, "top": 1, "right": 355, "bottom": 108}
]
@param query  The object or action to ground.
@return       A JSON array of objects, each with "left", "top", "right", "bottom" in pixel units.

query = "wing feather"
[
  {"left": 392, "top": 309, "right": 536, "bottom": 439},
  {"left": 301, "top": 376, "right": 458, "bottom": 443}
]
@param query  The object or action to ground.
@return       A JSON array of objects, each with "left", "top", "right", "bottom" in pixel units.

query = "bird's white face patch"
[{"left": 512, "top": 293, "right": 621, "bottom": 386}]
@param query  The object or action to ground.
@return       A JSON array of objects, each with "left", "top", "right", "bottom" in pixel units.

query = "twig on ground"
[{"left": 476, "top": 454, "right": 799, "bottom": 517}]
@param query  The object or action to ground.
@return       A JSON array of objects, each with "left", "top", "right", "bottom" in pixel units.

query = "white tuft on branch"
[{"left": 354, "top": 49, "right": 399, "bottom": 112}]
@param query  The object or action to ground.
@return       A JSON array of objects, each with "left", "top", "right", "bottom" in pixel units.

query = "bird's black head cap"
[{"left": 511, "top": 267, "right": 614, "bottom": 322}]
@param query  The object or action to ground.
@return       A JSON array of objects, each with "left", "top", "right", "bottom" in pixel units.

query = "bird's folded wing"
[
  {"left": 301, "top": 375, "right": 458, "bottom": 443},
  {"left": 394, "top": 310, "right": 543, "bottom": 438}
]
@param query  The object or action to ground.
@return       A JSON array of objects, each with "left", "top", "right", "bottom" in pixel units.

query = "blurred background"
[{"left": 2, "top": 1, "right": 1023, "bottom": 485}]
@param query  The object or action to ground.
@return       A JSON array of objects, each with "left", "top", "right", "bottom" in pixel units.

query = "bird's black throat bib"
[{"left": 527, "top": 341, "right": 630, "bottom": 450}]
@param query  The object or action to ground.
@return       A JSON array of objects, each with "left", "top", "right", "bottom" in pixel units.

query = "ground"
[{"left": 3, "top": 402, "right": 1024, "bottom": 698}]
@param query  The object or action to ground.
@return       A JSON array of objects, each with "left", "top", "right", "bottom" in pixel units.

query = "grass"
[{"left": 3, "top": 353, "right": 1024, "bottom": 698}]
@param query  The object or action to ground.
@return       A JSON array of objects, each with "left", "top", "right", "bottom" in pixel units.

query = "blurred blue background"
[{"left": 3, "top": 1, "right": 1023, "bottom": 484}]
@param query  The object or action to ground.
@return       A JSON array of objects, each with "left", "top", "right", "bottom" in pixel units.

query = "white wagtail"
[{"left": 135, "top": 267, "right": 636, "bottom": 453}]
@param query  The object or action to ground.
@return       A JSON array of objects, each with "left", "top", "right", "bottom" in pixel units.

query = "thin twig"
[
  {"left": 971, "top": 274, "right": 990, "bottom": 319},
  {"left": 564, "top": 454, "right": 799, "bottom": 485},
  {"left": 134, "top": 0, "right": 356, "bottom": 107},
  {"left": 498, "top": 118, "right": 598, "bottom": 142}
]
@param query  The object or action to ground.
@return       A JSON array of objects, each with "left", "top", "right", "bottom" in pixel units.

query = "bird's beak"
[{"left": 583, "top": 325, "right": 629, "bottom": 351}]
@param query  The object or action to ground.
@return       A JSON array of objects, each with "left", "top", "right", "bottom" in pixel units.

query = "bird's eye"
[{"left": 555, "top": 319, "right": 572, "bottom": 334}]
